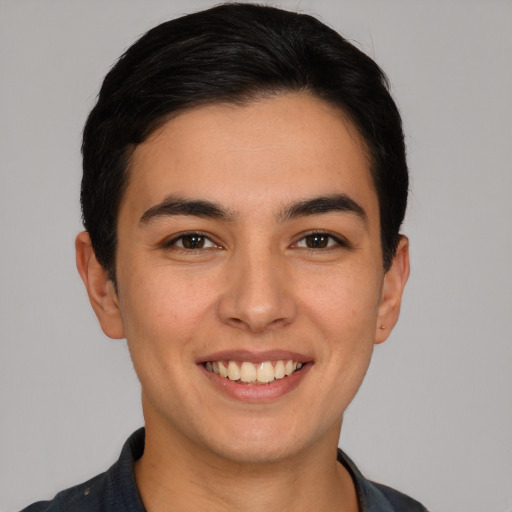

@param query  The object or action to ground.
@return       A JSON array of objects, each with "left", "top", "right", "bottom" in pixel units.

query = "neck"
[{"left": 135, "top": 418, "right": 358, "bottom": 512}]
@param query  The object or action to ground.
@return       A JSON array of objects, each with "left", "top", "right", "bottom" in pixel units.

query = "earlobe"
[
  {"left": 375, "top": 236, "right": 410, "bottom": 344},
  {"left": 75, "top": 231, "right": 125, "bottom": 339}
]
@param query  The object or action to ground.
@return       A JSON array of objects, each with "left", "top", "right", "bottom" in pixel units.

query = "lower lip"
[{"left": 199, "top": 363, "right": 312, "bottom": 403}]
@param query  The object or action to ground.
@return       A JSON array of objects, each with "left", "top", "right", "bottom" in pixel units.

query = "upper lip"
[{"left": 197, "top": 349, "right": 312, "bottom": 364}]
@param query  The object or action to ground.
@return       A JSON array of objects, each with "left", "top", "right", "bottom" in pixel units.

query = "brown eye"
[
  {"left": 295, "top": 232, "right": 347, "bottom": 250},
  {"left": 165, "top": 233, "right": 218, "bottom": 250},
  {"left": 181, "top": 234, "right": 206, "bottom": 249},
  {"left": 304, "top": 234, "right": 330, "bottom": 248}
]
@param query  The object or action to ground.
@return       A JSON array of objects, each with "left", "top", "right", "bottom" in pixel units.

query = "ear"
[
  {"left": 375, "top": 236, "right": 410, "bottom": 344},
  {"left": 75, "top": 231, "right": 125, "bottom": 339}
]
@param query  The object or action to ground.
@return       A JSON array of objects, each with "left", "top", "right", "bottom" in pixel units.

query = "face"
[{"left": 79, "top": 93, "right": 409, "bottom": 464}]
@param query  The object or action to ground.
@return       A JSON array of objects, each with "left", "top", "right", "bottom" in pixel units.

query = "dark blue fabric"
[
  {"left": 20, "top": 429, "right": 146, "bottom": 512},
  {"left": 20, "top": 428, "right": 428, "bottom": 512},
  {"left": 338, "top": 450, "right": 428, "bottom": 512}
]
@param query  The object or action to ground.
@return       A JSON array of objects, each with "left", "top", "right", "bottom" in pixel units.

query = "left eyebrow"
[{"left": 279, "top": 194, "right": 368, "bottom": 225}]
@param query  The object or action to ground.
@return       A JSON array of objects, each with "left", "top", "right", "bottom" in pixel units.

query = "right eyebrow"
[{"left": 139, "top": 196, "right": 234, "bottom": 225}]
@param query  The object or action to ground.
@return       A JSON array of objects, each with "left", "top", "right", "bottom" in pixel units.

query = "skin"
[{"left": 76, "top": 93, "right": 409, "bottom": 512}]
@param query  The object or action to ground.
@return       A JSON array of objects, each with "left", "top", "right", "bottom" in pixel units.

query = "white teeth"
[
  {"left": 205, "top": 359, "right": 305, "bottom": 383},
  {"left": 274, "top": 360, "right": 285, "bottom": 379},
  {"left": 240, "top": 361, "right": 257, "bottom": 383},
  {"left": 227, "top": 361, "right": 240, "bottom": 381},
  {"left": 218, "top": 361, "right": 228, "bottom": 378},
  {"left": 284, "top": 360, "right": 295, "bottom": 376},
  {"left": 256, "top": 361, "right": 275, "bottom": 383}
]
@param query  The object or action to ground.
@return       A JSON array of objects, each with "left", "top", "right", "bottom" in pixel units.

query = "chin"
[
  {"left": 196, "top": 416, "right": 323, "bottom": 466},
  {"left": 209, "top": 436, "right": 302, "bottom": 465}
]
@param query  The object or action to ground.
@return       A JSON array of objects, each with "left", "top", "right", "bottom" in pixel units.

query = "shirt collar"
[{"left": 112, "top": 428, "right": 398, "bottom": 512}]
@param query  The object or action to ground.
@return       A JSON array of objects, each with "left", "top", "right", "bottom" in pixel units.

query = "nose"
[{"left": 217, "top": 247, "right": 297, "bottom": 333}]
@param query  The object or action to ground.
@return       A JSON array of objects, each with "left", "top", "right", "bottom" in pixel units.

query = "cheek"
[
  {"left": 117, "top": 271, "right": 213, "bottom": 406},
  {"left": 299, "top": 264, "right": 382, "bottom": 333},
  {"left": 118, "top": 267, "right": 218, "bottom": 349}
]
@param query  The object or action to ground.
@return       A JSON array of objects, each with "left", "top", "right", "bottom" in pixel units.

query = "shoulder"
[
  {"left": 370, "top": 481, "right": 428, "bottom": 512},
  {"left": 337, "top": 449, "right": 429, "bottom": 512},
  {"left": 18, "top": 428, "right": 146, "bottom": 512},
  {"left": 18, "top": 472, "right": 108, "bottom": 512}
]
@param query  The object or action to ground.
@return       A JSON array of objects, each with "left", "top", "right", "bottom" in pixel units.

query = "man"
[{"left": 22, "top": 3, "right": 427, "bottom": 511}]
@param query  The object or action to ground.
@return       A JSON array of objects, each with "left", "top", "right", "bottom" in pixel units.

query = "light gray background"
[{"left": 1, "top": 1, "right": 511, "bottom": 511}]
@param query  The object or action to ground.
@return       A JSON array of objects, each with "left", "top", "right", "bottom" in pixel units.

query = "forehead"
[{"left": 122, "top": 93, "right": 377, "bottom": 222}]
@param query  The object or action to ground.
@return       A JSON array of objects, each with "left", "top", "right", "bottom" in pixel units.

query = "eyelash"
[
  {"left": 162, "top": 230, "right": 349, "bottom": 252},
  {"left": 162, "top": 232, "right": 221, "bottom": 252},
  {"left": 293, "top": 231, "right": 350, "bottom": 251}
]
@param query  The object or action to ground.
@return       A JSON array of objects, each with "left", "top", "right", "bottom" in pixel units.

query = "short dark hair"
[{"left": 81, "top": 2, "right": 408, "bottom": 281}]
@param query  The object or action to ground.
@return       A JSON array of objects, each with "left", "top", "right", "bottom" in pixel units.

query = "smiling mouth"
[{"left": 203, "top": 360, "right": 305, "bottom": 385}]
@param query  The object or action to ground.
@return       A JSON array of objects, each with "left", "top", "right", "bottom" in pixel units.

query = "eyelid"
[
  {"left": 161, "top": 231, "right": 222, "bottom": 250},
  {"left": 159, "top": 230, "right": 349, "bottom": 251},
  {"left": 293, "top": 230, "right": 351, "bottom": 249}
]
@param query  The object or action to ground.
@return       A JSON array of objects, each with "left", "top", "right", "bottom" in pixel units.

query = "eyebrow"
[
  {"left": 139, "top": 196, "right": 234, "bottom": 224},
  {"left": 279, "top": 194, "right": 367, "bottom": 224},
  {"left": 139, "top": 193, "right": 367, "bottom": 226}
]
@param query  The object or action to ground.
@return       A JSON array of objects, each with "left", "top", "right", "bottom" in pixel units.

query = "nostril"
[{"left": 225, "top": 314, "right": 291, "bottom": 333}]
